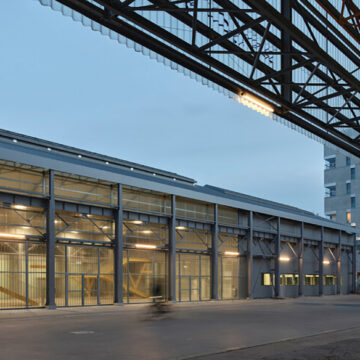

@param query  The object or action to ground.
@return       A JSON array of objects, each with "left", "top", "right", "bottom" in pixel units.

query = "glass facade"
[
  {"left": 123, "top": 221, "right": 168, "bottom": 247},
  {"left": 176, "top": 253, "right": 211, "bottom": 301},
  {"left": 0, "top": 159, "right": 353, "bottom": 309},
  {"left": 123, "top": 249, "right": 166, "bottom": 303},
  {"left": 123, "top": 187, "right": 171, "bottom": 215},
  {"left": 176, "top": 228, "right": 211, "bottom": 251},
  {"left": 0, "top": 162, "right": 45, "bottom": 196},
  {"left": 218, "top": 256, "right": 239, "bottom": 299},
  {"left": 55, "top": 211, "right": 114, "bottom": 243},
  {"left": 55, "top": 245, "right": 114, "bottom": 306},
  {"left": 54, "top": 173, "right": 116, "bottom": 206},
  {"left": 0, "top": 240, "right": 46, "bottom": 309},
  {"left": 176, "top": 198, "right": 214, "bottom": 222}
]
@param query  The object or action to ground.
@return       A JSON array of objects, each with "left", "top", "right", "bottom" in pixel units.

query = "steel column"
[
  {"left": 298, "top": 222, "right": 304, "bottom": 297},
  {"left": 319, "top": 227, "right": 324, "bottom": 296},
  {"left": 247, "top": 211, "right": 253, "bottom": 299},
  {"left": 46, "top": 169, "right": 56, "bottom": 309},
  {"left": 274, "top": 217, "right": 281, "bottom": 298},
  {"left": 168, "top": 194, "right": 176, "bottom": 301},
  {"left": 336, "top": 230, "right": 341, "bottom": 295},
  {"left": 352, "top": 234, "right": 357, "bottom": 293},
  {"left": 281, "top": 0, "right": 292, "bottom": 103},
  {"left": 114, "top": 183, "right": 123, "bottom": 304},
  {"left": 211, "top": 204, "right": 219, "bottom": 300}
]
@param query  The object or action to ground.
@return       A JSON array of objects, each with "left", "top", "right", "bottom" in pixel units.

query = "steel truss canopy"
[{"left": 37, "top": 0, "right": 360, "bottom": 157}]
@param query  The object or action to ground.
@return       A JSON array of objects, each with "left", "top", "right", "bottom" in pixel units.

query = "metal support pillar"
[
  {"left": 336, "top": 230, "right": 341, "bottom": 295},
  {"left": 298, "top": 222, "right": 304, "bottom": 297},
  {"left": 168, "top": 195, "right": 176, "bottom": 302},
  {"left": 281, "top": 0, "right": 292, "bottom": 103},
  {"left": 352, "top": 233, "right": 357, "bottom": 293},
  {"left": 114, "top": 183, "right": 123, "bottom": 305},
  {"left": 211, "top": 204, "right": 218, "bottom": 300},
  {"left": 319, "top": 227, "right": 324, "bottom": 296},
  {"left": 247, "top": 211, "right": 253, "bottom": 299},
  {"left": 46, "top": 169, "right": 56, "bottom": 309},
  {"left": 274, "top": 217, "right": 281, "bottom": 298}
]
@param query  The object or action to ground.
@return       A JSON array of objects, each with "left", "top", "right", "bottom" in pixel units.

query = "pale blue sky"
[{"left": 0, "top": 1, "right": 324, "bottom": 215}]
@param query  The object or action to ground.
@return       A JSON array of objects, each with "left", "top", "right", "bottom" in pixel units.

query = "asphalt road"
[{"left": 1, "top": 295, "right": 360, "bottom": 360}]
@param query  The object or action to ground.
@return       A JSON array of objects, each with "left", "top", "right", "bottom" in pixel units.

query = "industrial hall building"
[{"left": 0, "top": 129, "right": 356, "bottom": 310}]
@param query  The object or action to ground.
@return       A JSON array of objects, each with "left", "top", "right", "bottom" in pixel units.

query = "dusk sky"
[{"left": 1, "top": 1, "right": 325, "bottom": 215}]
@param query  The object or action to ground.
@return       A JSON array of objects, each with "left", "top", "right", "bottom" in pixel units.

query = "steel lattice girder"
[{"left": 43, "top": 0, "right": 360, "bottom": 157}]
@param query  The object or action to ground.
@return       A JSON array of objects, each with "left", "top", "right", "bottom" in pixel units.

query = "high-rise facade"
[{"left": 324, "top": 146, "right": 360, "bottom": 227}]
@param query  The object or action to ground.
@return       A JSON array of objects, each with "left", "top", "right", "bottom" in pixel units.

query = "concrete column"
[
  {"left": 336, "top": 230, "right": 341, "bottom": 295},
  {"left": 274, "top": 217, "right": 281, "bottom": 298},
  {"left": 168, "top": 195, "right": 176, "bottom": 301},
  {"left": 247, "top": 211, "right": 253, "bottom": 299},
  {"left": 319, "top": 227, "right": 324, "bottom": 296},
  {"left": 298, "top": 222, "right": 304, "bottom": 297},
  {"left": 46, "top": 169, "right": 56, "bottom": 309},
  {"left": 211, "top": 204, "right": 218, "bottom": 300},
  {"left": 352, "top": 233, "right": 357, "bottom": 293},
  {"left": 114, "top": 183, "right": 123, "bottom": 304}
]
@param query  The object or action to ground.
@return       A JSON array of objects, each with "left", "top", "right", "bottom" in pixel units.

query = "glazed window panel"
[
  {"left": 123, "top": 188, "right": 171, "bottom": 215},
  {"left": 0, "top": 206, "right": 45, "bottom": 237},
  {"left": 28, "top": 243, "right": 46, "bottom": 307},
  {"left": 176, "top": 198, "right": 214, "bottom": 222},
  {"left": 99, "top": 248, "right": 114, "bottom": 304},
  {"left": 55, "top": 245, "right": 114, "bottom": 306},
  {"left": 176, "top": 229, "right": 211, "bottom": 251},
  {"left": 123, "top": 221, "right": 168, "bottom": 247},
  {"left": 218, "top": 206, "right": 238, "bottom": 226},
  {"left": 176, "top": 253, "right": 211, "bottom": 302},
  {"left": 324, "top": 275, "right": 336, "bottom": 286},
  {"left": 54, "top": 174, "right": 115, "bottom": 206},
  {"left": 304, "top": 275, "right": 319, "bottom": 286},
  {"left": 261, "top": 273, "right": 273, "bottom": 286},
  {"left": 67, "top": 246, "right": 99, "bottom": 274},
  {"left": 281, "top": 274, "right": 298, "bottom": 286},
  {"left": 0, "top": 162, "right": 45, "bottom": 195},
  {"left": 218, "top": 233, "right": 238, "bottom": 252},
  {"left": 56, "top": 211, "right": 114, "bottom": 243},
  {"left": 218, "top": 256, "right": 239, "bottom": 299},
  {"left": 0, "top": 241, "right": 46, "bottom": 309},
  {"left": 123, "top": 249, "right": 166, "bottom": 303}
]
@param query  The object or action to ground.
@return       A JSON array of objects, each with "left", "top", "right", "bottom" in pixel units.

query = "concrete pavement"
[{"left": 0, "top": 295, "right": 359, "bottom": 359}]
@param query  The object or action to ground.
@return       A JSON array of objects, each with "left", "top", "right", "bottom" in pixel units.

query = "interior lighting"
[
  {"left": 224, "top": 251, "right": 240, "bottom": 256},
  {"left": 135, "top": 244, "right": 157, "bottom": 249},
  {"left": 176, "top": 226, "right": 188, "bottom": 230},
  {"left": 131, "top": 220, "right": 143, "bottom": 225},
  {"left": 279, "top": 256, "right": 290, "bottom": 262},
  {"left": 0, "top": 233, "right": 26, "bottom": 240},
  {"left": 239, "top": 93, "right": 274, "bottom": 117},
  {"left": 12, "top": 205, "right": 28, "bottom": 210},
  {"left": 323, "top": 260, "right": 330, "bottom": 265},
  {"left": 141, "top": 230, "right": 152, "bottom": 234}
]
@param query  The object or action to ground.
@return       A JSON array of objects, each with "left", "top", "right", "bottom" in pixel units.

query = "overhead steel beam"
[{"left": 35, "top": 0, "right": 360, "bottom": 156}]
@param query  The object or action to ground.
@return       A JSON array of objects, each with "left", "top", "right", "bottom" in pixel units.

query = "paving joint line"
[{"left": 173, "top": 325, "right": 360, "bottom": 360}]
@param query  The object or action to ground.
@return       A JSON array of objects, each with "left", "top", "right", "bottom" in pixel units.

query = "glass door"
[
  {"left": 68, "top": 274, "right": 82, "bottom": 306},
  {"left": 67, "top": 274, "right": 98, "bottom": 306}
]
